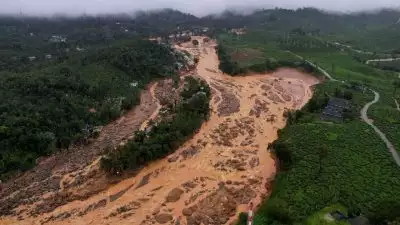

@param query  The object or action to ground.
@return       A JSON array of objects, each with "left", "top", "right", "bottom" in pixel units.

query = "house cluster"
[
  {"left": 230, "top": 28, "right": 247, "bottom": 35},
  {"left": 49, "top": 35, "right": 67, "bottom": 43},
  {"left": 168, "top": 27, "right": 210, "bottom": 39},
  {"left": 321, "top": 97, "right": 351, "bottom": 121},
  {"left": 168, "top": 31, "right": 194, "bottom": 39}
]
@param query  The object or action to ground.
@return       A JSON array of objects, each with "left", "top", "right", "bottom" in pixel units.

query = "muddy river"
[{"left": 0, "top": 37, "right": 319, "bottom": 225}]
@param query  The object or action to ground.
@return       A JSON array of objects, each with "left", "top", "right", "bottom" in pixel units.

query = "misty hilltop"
[{"left": 2, "top": 0, "right": 400, "bottom": 17}]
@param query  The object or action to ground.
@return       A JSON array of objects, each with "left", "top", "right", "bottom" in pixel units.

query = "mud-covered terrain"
[{"left": 0, "top": 37, "right": 319, "bottom": 225}]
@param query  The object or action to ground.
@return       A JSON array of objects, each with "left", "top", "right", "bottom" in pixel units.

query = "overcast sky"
[{"left": 2, "top": 0, "right": 400, "bottom": 16}]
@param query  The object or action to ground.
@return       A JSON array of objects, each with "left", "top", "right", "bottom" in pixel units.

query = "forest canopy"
[{"left": 0, "top": 39, "right": 185, "bottom": 178}]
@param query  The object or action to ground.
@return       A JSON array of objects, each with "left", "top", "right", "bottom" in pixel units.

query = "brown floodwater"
[{"left": 0, "top": 37, "right": 319, "bottom": 225}]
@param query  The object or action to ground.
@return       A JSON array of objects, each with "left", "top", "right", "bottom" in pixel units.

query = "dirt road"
[
  {"left": 0, "top": 37, "right": 319, "bottom": 225},
  {"left": 361, "top": 91, "right": 400, "bottom": 166}
]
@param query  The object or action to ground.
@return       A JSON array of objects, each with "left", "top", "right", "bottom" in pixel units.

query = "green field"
[{"left": 220, "top": 30, "right": 400, "bottom": 225}]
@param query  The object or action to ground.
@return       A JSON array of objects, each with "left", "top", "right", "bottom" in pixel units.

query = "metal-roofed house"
[{"left": 321, "top": 97, "right": 351, "bottom": 122}]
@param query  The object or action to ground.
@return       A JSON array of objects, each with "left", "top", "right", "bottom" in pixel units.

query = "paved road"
[
  {"left": 289, "top": 51, "right": 400, "bottom": 166},
  {"left": 366, "top": 58, "right": 400, "bottom": 65},
  {"left": 361, "top": 90, "right": 400, "bottom": 166}
]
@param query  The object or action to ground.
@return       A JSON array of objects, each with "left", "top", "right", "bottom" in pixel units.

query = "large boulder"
[
  {"left": 155, "top": 213, "right": 173, "bottom": 224},
  {"left": 166, "top": 188, "right": 184, "bottom": 203},
  {"left": 182, "top": 208, "right": 193, "bottom": 216}
]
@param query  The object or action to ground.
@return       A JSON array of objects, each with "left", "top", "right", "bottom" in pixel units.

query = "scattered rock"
[
  {"left": 182, "top": 181, "right": 198, "bottom": 191},
  {"left": 182, "top": 208, "right": 193, "bottom": 216},
  {"left": 155, "top": 213, "right": 173, "bottom": 224},
  {"left": 136, "top": 173, "right": 152, "bottom": 189},
  {"left": 249, "top": 157, "right": 260, "bottom": 168},
  {"left": 168, "top": 155, "right": 179, "bottom": 163},
  {"left": 152, "top": 207, "right": 161, "bottom": 215},
  {"left": 152, "top": 186, "right": 164, "bottom": 192},
  {"left": 110, "top": 184, "right": 134, "bottom": 202},
  {"left": 181, "top": 147, "right": 200, "bottom": 160},
  {"left": 166, "top": 188, "right": 184, "bottom": 203},
  {"left": 247, "top": 178, "right": 259, "bottom": 185}
]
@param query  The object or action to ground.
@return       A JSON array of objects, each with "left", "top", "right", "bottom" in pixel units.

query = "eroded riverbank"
[{"left": 0, "top": 37, "right": 319, "bottom": 225}]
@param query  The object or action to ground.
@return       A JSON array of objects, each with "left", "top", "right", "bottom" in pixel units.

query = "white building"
[
  {"left": 76, "top": 47, "right": 86, "bottom": 52},
  {"left": 49, "top": 35, "right": 67, "bottom": 43}
]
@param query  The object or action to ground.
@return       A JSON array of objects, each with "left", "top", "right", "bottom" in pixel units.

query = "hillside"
[
  {"left": 0, "top": 39, "right": 185, "bottom": 178},
  {"left": 0, "top": 7, "right": 400, "bottom": 225}
]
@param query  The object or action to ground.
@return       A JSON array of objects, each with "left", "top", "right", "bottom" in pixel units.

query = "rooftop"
[{"left": 328, "top": 97, "right": 351, "bottom": 109}]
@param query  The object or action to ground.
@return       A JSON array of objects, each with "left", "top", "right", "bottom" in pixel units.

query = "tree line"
[
  {"left": 0, "top": 39, "right": 184, "bottom": 179},
  {"left": 216, "top": 43, "right": 322, "bottom": 77},
  {"left": 100, "top": 76, "right": 211, "bottom": 174}
]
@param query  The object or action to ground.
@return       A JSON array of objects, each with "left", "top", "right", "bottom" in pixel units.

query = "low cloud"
[{"left": 2, "top": 0, "right": 400, "bottom": 17}]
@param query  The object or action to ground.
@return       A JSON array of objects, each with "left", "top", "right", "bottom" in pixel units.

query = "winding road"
[
  {"left": 290, "top": 51, "right": 400, "bottom": 166},
  {"left": 361, "top": 91, "right": 400, "bottom": 166},
  {"left": 366, "top": 58, "right": 400, "bottom": 65}
]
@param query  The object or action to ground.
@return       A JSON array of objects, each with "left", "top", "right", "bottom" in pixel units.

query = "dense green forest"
[
  {"left": 0, "top": 39, "right": 185, "bottom": 178},
  {"left": 100, "top": 76, "right": 210, "bottom": 173}
]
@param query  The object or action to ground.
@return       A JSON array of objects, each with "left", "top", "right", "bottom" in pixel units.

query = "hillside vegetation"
[
  {"left": 101, "top": 76, "right": 211, "bottom": 173},
  {"left": 217, "top": 21, "right": 400, "bottom": 225},
  {"left": 0, "top": 39, "right": 184, "bottom": 178}
]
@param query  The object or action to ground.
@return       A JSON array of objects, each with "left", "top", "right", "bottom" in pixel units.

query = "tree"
[
  {"left": 265, "top": 198, "right": 293, "bottom": 224},
  {"left": 368, "top": 200, "right": 400, "bottom": 224},
  {"left": 317, "top": 145, "right": 328, "bottom": 175},
  {"left": 192, "top": 39, "right": 199, "bottom": 46},
  {"left": 343, "top": 90, "right": 353, "bottom": 100},
  {"left": 393, "top": 80, "right": 400, "bottom": 96},
  {"left": 272, "top": 141, "right": 292, "bottom": 170}
]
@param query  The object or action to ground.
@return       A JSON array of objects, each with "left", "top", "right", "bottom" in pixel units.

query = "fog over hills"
[{"left": 2, "top": 0, "right": 400, "bottom": 17}]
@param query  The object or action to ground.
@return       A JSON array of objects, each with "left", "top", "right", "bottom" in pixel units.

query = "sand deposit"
[{"left": 0, "top": 36, "right": 319, "bottom": 225}]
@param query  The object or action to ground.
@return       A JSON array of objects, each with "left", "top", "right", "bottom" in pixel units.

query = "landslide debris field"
[{"left": 0, "top": 37, "right": 319, "bottom": 225}]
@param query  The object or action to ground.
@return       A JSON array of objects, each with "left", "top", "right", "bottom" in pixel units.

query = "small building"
[
  {"left": 321, "top": 97, "right": 351, "bottom": 122},
  {"left": 28, "top": 56, "right": 36, "bottom": 61},
  {"left": 76, "top": 47, "right": 86, "bottom": 52},
  {"left": 45, "top": 54, "right": 52, "bottom": 59},
  {"left": 327, "top": 97, "right": 351, "bottom": 110},
  {"left": 49, "top": 35, "right": 67, "bottom": 43}
]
